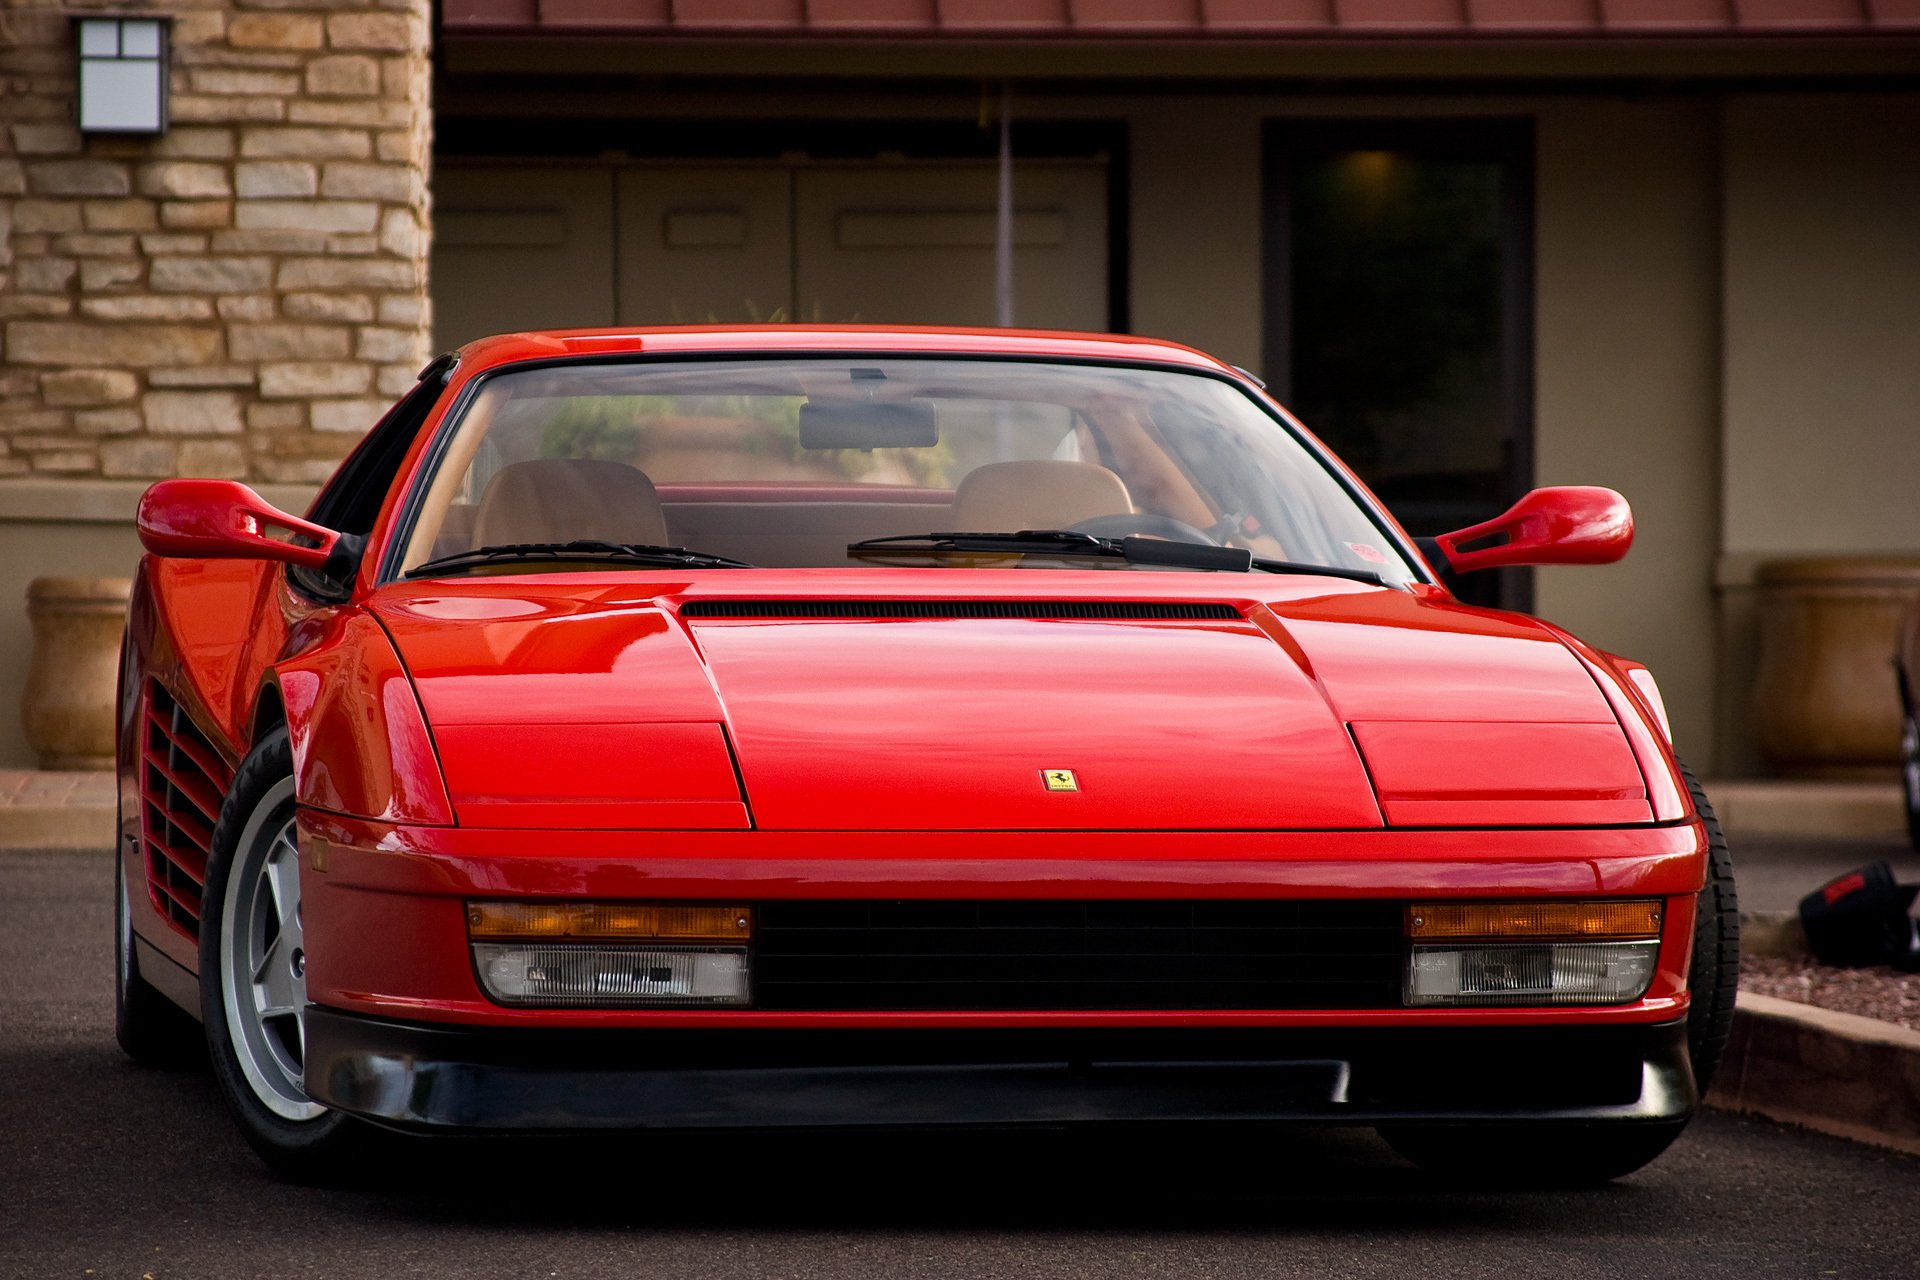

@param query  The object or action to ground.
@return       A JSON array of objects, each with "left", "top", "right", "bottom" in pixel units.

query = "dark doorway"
[{"left": 1263, "top": 119, "right": 1534, "bottom": 610}]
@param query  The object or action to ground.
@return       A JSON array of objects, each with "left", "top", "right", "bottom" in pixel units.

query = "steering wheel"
[{"left": 1067, "top": 513, "right": 1222, "bottom": 545}]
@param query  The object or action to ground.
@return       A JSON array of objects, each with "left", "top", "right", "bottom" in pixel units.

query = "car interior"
[{"left": 392, "top": 358, "right": 1413, "bottom": 580}]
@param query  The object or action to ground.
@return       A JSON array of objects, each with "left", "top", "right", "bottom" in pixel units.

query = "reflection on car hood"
[{"left": 371, "top": 571, "right": 1648, "bottom": 831}]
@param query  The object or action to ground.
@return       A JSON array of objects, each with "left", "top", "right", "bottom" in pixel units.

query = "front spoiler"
[{"left": 304, "top": 1009, "right": 1696, "bottom": 1132}]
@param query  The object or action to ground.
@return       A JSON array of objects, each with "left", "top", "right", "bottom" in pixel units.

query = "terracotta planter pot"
[
  {"left": 21, "top": 576, "right": 132, "bottom": 771},
  {"left": 1751, "top": 557, "right": 1920, "bottom": 779}
]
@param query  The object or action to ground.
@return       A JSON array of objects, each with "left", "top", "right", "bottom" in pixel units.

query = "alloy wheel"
[{"left": 219, "top": 778, "right": 323, "bottom": 1122}]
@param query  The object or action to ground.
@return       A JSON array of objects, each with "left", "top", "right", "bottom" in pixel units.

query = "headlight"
[
  {"left": 473, "top": 943, "right": 749, "bottom": 1007},
  {"left": 468, "top": 901, "right": 752, "bottom": 1007},
  {"left": 1403, "top": 900, "right": 1661, "bottom": 1007},
  {"left": 1626, "top": 667, "right": 1673, "bottom": 742}
]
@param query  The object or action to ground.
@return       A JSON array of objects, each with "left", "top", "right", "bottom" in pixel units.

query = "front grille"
[
  {"left": 681, "top": 600, "right": 1241, "bottom": 620},
  {"left": 753, "top": 900, "right": 1405, "bottom": 1011},
  {"left": 140, "top": 681, "right": 234, "bottom": 939}
]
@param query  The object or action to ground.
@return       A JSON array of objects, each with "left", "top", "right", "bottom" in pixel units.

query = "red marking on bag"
[{"left": 1823, "top": 872, "right": 1867, "bottom": 904}]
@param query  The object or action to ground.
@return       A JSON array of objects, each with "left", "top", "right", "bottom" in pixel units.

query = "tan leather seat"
[
  {"left": 470, "top": 459, "right": 670, "bottom": 548},
  {"left": 949, "top": 460, "right": 1133, "bottom": 533}
]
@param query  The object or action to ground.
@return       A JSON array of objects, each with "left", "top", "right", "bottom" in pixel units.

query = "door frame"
[{"left": 1261, "top": 117, "right": 1536, "bottom": 609}]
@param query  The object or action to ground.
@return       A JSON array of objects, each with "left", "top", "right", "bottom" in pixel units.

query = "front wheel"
[
  {"left": 201, "top": 725, "right": 360, "bottom": 1180},
  {"left": 1382, "top": 761, "right": 1739, "bottom": 1183}
]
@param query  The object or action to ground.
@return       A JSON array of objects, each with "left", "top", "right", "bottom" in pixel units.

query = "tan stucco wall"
[
  {"left": 1710, "top": 93, "right": 1920, "bottom": 773},
  {"left": 1128, "top": 105, "right": 1262, "bottom": 374},
  {"left": 1530, "top": 99, "right": 1723, "bottom": 767},
  {"left": 1722, "top": 94, "right": 1920, "bottom": 557}
]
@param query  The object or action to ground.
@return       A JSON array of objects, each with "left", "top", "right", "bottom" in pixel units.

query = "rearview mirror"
[
  {"left": 136, "top": 479, "right": 363, "bottom": 579},
  {"left": 798, "top": 399, "right": 938, "bottom": 450},
  {"left": 1429, "top": 486, "right": 1633, "bottom": 576}
]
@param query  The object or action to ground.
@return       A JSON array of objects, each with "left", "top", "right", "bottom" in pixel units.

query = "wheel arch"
[
  {"left": 1539, "top": 627, "right": 1691, "bottom": 824},
  {"left": 269, "top": 615, "right": 454, "bottom": 826},
  {"left": 250, "top": 682, "right": 288, "bottom": 745}
]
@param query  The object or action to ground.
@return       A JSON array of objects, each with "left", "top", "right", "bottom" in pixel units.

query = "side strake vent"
[
  {"left": 680, "top": 600, "right": 1242, "bottom": 620},
  {"left": 141, "top": 681, "right": 235, "bottom": 939}
]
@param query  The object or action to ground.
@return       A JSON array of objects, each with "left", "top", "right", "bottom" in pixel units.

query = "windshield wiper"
[
  {"left": 848, "top": 531, "right": 1385, "bottom": 585},
  {"left": 406, "top": 540, "right": 753, "bottom": 578}
]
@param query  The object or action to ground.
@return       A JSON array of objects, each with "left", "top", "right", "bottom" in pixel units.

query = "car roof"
[{"left": 449, "top": 326, "right": 1238, "bottom": 378}]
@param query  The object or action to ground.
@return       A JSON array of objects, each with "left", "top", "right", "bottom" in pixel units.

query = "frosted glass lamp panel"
[{"left": 80, "top": 59, "right": 163, "bottom": 132}]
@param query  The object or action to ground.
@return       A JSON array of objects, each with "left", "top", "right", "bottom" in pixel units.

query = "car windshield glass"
[{"left": 394, "top": 357, "right": 1418, "bottom": 585}]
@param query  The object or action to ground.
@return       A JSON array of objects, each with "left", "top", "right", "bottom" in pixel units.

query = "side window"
[{"left": 289, "top": 360, "right": 451, "bottom": 599}]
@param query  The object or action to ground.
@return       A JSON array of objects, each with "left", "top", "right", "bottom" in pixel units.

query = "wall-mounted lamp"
[{"left": 74, "top": 16, "right": 170, "bottom": 134}]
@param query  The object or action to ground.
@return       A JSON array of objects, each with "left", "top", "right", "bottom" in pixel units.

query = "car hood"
[{"left": 371, "top": 572, "right": 1650, "bottom": 830}]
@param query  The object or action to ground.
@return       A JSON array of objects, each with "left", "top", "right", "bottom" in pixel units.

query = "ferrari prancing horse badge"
[{"left": 1041, "top": 769, "right": 1079, "bottom": 792}]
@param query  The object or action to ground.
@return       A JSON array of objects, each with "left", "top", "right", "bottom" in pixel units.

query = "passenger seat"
[
  {"left": 948, "top": 460, "right": 1133, "bottom": 533},
  {"left": 469, "top": 458, "right": 670, "bottom": 548}
]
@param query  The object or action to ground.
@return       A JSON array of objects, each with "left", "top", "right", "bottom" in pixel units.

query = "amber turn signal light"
[
  {"left": 1407, "top": 900, "right": 1662, "bottom": 941},
  {"left": 467, "top": 902, "right": 753, "bottom": 942}
]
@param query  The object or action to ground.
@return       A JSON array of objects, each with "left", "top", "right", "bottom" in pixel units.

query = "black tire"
[
  {"left": 200, "top": 725, "right": 361, "bottom": 1181},
  {"left": 115, "top": 842, "right": 199, "bottom": 1065},
  {"left": 1381, "top": 762, "right": 1740, "bottom": 1184},
  {"left": 1679, "top": 761, "right": 1740, "bottom": 1096}
]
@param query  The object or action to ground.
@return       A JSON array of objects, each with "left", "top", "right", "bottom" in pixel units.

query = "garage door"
[{"left": 432, "top": 160, "right": 1110, "bottom": 349}]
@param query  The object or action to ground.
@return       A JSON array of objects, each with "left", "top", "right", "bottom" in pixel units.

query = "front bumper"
[
  {"left": 305, "top": 1008, "right": 1696, "bottom": 1132},
  {"left": 298, "top": 813, "right": 1707, "bottom": 1029}
]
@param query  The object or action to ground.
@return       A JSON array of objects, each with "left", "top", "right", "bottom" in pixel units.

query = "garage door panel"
[
  {"left": 433, "top": 159, "right": 1111, "bottom": 343},
  {"left": 793, "top": 164, "right": 1108, "bottom": 330},
  {"left": 430, "top": 166, "right": 616, "bottom": 349},
  {"left": 616, "top": 167, "right": 793, "bottom": 325}
]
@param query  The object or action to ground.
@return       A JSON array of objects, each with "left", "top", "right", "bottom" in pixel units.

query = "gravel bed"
[{"left": 1740, "top": 954, "right": 1920, "bottom": 1032}]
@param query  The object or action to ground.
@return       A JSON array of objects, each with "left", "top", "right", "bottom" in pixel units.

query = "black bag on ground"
[{"left": 1798, "top": 861, "right": 1920, "bottom": 971}]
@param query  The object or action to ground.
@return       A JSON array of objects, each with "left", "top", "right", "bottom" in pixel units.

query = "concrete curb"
[
  {"left": 0, "top": 802, "right": 113, "bottom": 850},
  {"left": 1708, "top": 992, "right": 1920, "bottom": 1156},
  {"left": 0, "top": 770, "right": 116, "bottom": 850},
  {"left": 1707, "top": 778, "right": 1904, "bottom": 840}
]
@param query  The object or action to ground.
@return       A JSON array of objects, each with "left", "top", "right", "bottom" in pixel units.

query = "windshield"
[{"left": 394, "top": 357, "right": 1418, "bottom": 585}]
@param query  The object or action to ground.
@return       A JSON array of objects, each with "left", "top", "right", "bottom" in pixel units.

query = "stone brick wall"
[{"left": 0, "top": 0, "right": 431, "bottom": 483}]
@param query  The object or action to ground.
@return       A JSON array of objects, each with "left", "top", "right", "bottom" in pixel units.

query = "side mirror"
[
  {"left": 136, "top": 479, "right": 363, "bottom": 580},
  {"left": 1428, "top": 486, "right": 1633, "bottom": 576}
]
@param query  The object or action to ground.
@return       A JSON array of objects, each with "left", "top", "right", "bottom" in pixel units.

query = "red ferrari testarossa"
[{"left": 116, "top": 327, "right": 1736, "bottom": 1181}]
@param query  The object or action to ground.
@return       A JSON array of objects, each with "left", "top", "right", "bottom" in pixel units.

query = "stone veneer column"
[{"left": 0, "top": 0, "right": 431, "bottom": 483}]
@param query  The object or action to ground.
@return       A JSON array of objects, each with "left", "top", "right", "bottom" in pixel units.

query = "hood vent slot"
[{"left": 680, "top": 600, "right": 1241, "bottom": 620}]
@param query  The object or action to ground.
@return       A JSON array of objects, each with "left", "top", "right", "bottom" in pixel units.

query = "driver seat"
[
  {"left": 470, "top": 459, "right": 670, "bottom": 548},
  {"left": 949, "top": 460, "right": 1132, "bottom": 533}
]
